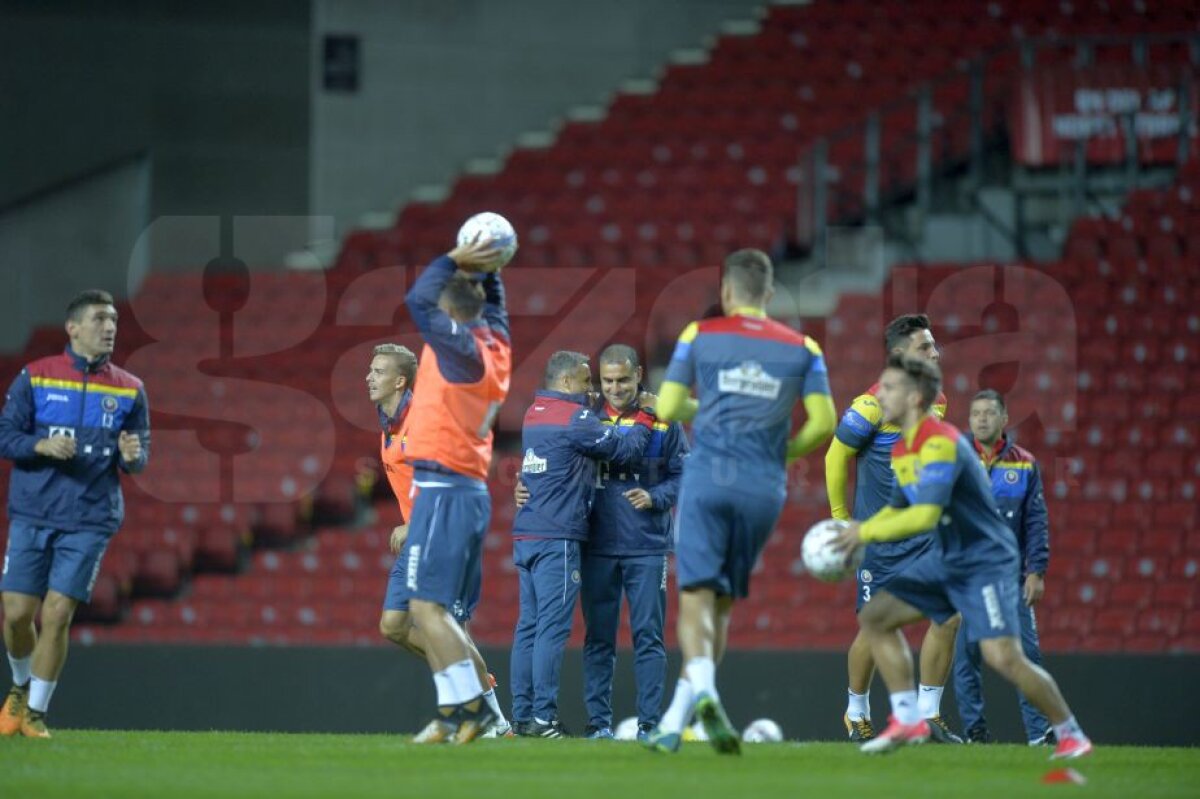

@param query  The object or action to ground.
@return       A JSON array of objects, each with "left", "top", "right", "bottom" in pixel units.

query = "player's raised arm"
[
  {"left": 785, "top": 337, "right": 835, "bottom": 462},
  {"left": 404, "top": 244, "right": 502, "bottom": 383},
  {"left": 657, "top": 322, "right": 700, "bottom": 422},
  {"left": 480, "top": 271, "right": 510, "bottom": 342}
]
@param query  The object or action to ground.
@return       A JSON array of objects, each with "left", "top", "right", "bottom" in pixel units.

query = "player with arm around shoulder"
[{"left": 509, "top": 351, "right": 658, "bottom": 738}]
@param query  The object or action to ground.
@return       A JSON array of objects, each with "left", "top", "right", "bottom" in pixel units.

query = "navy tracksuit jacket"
[
  {"left": 509, "top": 389, "right": 654, "bottom": 723},
  {"left": 582, "top": 402, "right": 687, "bottom": 729},
  {"left": 954, "top": 434, "right": 1051, "bottom": 741}
]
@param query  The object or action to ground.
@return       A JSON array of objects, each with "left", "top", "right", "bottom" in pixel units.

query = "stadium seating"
[{"left": 1, "top": 0, "right": 1196, "bottom": 653}]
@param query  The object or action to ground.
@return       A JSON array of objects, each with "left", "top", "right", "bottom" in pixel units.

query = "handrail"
[{"left": 795, "top": 31, "right": 1200, "bottom": 265}]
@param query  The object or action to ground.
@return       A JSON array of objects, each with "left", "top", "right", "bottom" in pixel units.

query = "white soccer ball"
[
  {"left": 614, "top": 717, "right": 639, "bottom": 741},
  {"left": 742, "top": 718, "right": 783, "bottom": 743},
  {"left": 456, "top": 211, "right": 518, "bottom": 269},
  {"left": 801, "top": 518, "right": 860, "bottom": 582}
]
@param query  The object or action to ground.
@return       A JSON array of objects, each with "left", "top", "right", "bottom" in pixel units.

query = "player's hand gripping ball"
[
  {"left": 456, "top": 212, "right": 518, "bottom": 270},
  {"left": 801, "top": 519, "right": 862, "bottom": 582}
]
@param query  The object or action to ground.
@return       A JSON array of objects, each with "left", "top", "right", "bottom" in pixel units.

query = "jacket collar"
[
  {"left": 536, "top": 388, "right": 588, "bottom": 405},
  {"left": 377, "top": 389, "right": 413, "bottom": 435},
  {"left": 602, "top": 384, "right": 644, "bottom": 420},
  {"left": 970, "top": 433, "right": 1011, "bottom": 466},
  {"left": 65, "top": 345, "right": 109, "bottom": 374}
]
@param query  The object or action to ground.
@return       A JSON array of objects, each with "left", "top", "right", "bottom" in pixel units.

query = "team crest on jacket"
[
  {"left": 1005, "top": 470, "right": 1019, "bottom": 484},
  {"left": 860, "top": 569, "right": 873, "bottom": 584},
  {"left": 101, "top": 395, "right": 119, "bottom": 413},
  {"left": 571, "top": 569, "right": 581, "bottom": 584}
]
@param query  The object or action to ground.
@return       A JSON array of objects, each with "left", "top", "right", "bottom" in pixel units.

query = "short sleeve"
[
  {"left": 835, "top": 393, "right": 882, "bottom": 450},
  {"left": 911, "top": 434, "right": 960, "bottom": 508},
  {"left": 801, "top": 337, "right": 831, "bottom": 397},
  {"left": 662, "top": 321, "right": 699, "bottom": 387}
]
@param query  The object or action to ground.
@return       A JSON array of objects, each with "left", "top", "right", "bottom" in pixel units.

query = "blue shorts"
[
  {"left": 883, "top": 560, "right": 1022, "bottom": 642},
  {"left": 0, "top": 520, "right": 110, "bottom": 603},
  {"left": 396, "top": 469, "right": 489, "bottom": 622},
  {"left": 856, "top": 534, "right": 937, "bottom": 612},
  {"left": 383, "top": 548, "right": 480, "bottom": 624},
  {"left": 675, "top": 475, "right": 785, "bottom": 599}
]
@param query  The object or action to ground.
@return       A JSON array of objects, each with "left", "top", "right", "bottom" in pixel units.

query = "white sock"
[
  {"left": 917, "top": 684, "right": 944, "bottom": 719},
  {"left": 1053, "top": 715, "right": 1084, "bottom": 740},
  {"left": 684, "top": 657, "right": 717, "bottom": 698},
  {"left": 8, "top": 655, "right": 31, "bottom": 688},
  {"left": 659, "top": 678, "right": 696, "bottom": 734},
  {"left": 28, "top": 676, "right": 56, "bottom": 714},
  {"left": 889, "top": 690, "right": 919, "bottom": 725},
  {"left": 433, "top": 669, "right": 455, "bottom": 707},
  {"left": 448, "top": 659, "right": 483, "bottom": 703},
  {"left": 481, "top": 688, "right": 507, "bottom": 724},
  {"left": 846, "top": 689, "right": 870, "bottom": 721}
]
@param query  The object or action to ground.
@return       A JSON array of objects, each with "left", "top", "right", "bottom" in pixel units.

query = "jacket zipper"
[{"left": 78, "top": 367, "right": 89, "bottom": 441}]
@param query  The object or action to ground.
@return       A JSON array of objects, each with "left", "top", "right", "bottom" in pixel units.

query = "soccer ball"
[
  {"left": 742, "top": 718, "right": 783, "bottom": 743},
  {"left": 681, "top": 721, "right": 709, "bottom": 742},
  {"left": 801, "top": 519, "right": 860, "bottom": 582},
  {"left": 614, "top": 717, "right": 639, "bottom": 741},
  {"left": 457, "top": 211, "right": 518, "bottom": 269}
]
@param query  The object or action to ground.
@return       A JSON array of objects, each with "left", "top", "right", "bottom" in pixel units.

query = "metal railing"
[{"left": 795, "top": 32, "right": 1200, "bottom": 267}]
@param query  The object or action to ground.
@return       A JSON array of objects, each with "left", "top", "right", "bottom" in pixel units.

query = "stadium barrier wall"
[{"left": 52, "top": 646, "right": 1197, "bottom": 746}]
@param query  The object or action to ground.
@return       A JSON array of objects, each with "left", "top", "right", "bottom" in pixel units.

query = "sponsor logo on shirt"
[
  {"left": 717, "top": 361, "right": 781, "bottom": 400},
  {"left": 522, "top": 448, "right": 547, "bottom": 474},
  {"left": 46, "top": 393, "right": 71, "bottom": 403}
]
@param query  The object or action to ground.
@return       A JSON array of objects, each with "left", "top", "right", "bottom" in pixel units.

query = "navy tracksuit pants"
[
  {"left": 510, "top": 538, "right": 581, "bottom": 723},
  {"left": 581, "top": 552, "right": 668, "bottom": 729},
  {"left": 953, "top": 592, "right": 1051, "bottom": 742}
]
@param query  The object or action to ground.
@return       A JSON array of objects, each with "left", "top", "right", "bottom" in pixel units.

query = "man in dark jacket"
[
  {"left": 581, "top": 345, "right": 687, "bottom": 741},
  {"left": 953, "top": 389, "right": 1052, "bottom": 745},
  {"left": 510, "top": 350, "right": 656, "bottom": 738},
  {"left": 0, "top": 290, "right": 150, "bottom": 738}
]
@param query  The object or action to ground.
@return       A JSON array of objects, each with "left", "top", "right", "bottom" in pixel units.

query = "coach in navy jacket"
[
  {"left": 510, "top": 350, "right": 656, "bottom": 736},
  {"left": 954, "top": 390, "right": 1052, "bottom": 744},
  {"left": 581, "top": 344, "right": 687, "bottom": 740}
]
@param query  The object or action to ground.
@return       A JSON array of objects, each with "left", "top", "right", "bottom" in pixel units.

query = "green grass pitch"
[{"left": 2, "top": 732, "right": 1197, "bottom": 798}]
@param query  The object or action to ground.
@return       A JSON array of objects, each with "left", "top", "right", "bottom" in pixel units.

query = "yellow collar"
[{"left": 729, "top": 305, "right": 767, "bottom": 318}]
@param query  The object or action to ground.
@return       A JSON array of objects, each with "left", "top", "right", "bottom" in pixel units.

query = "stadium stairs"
[{"left": 0, "top": 0, "right": 1195, "bottom": 651}]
